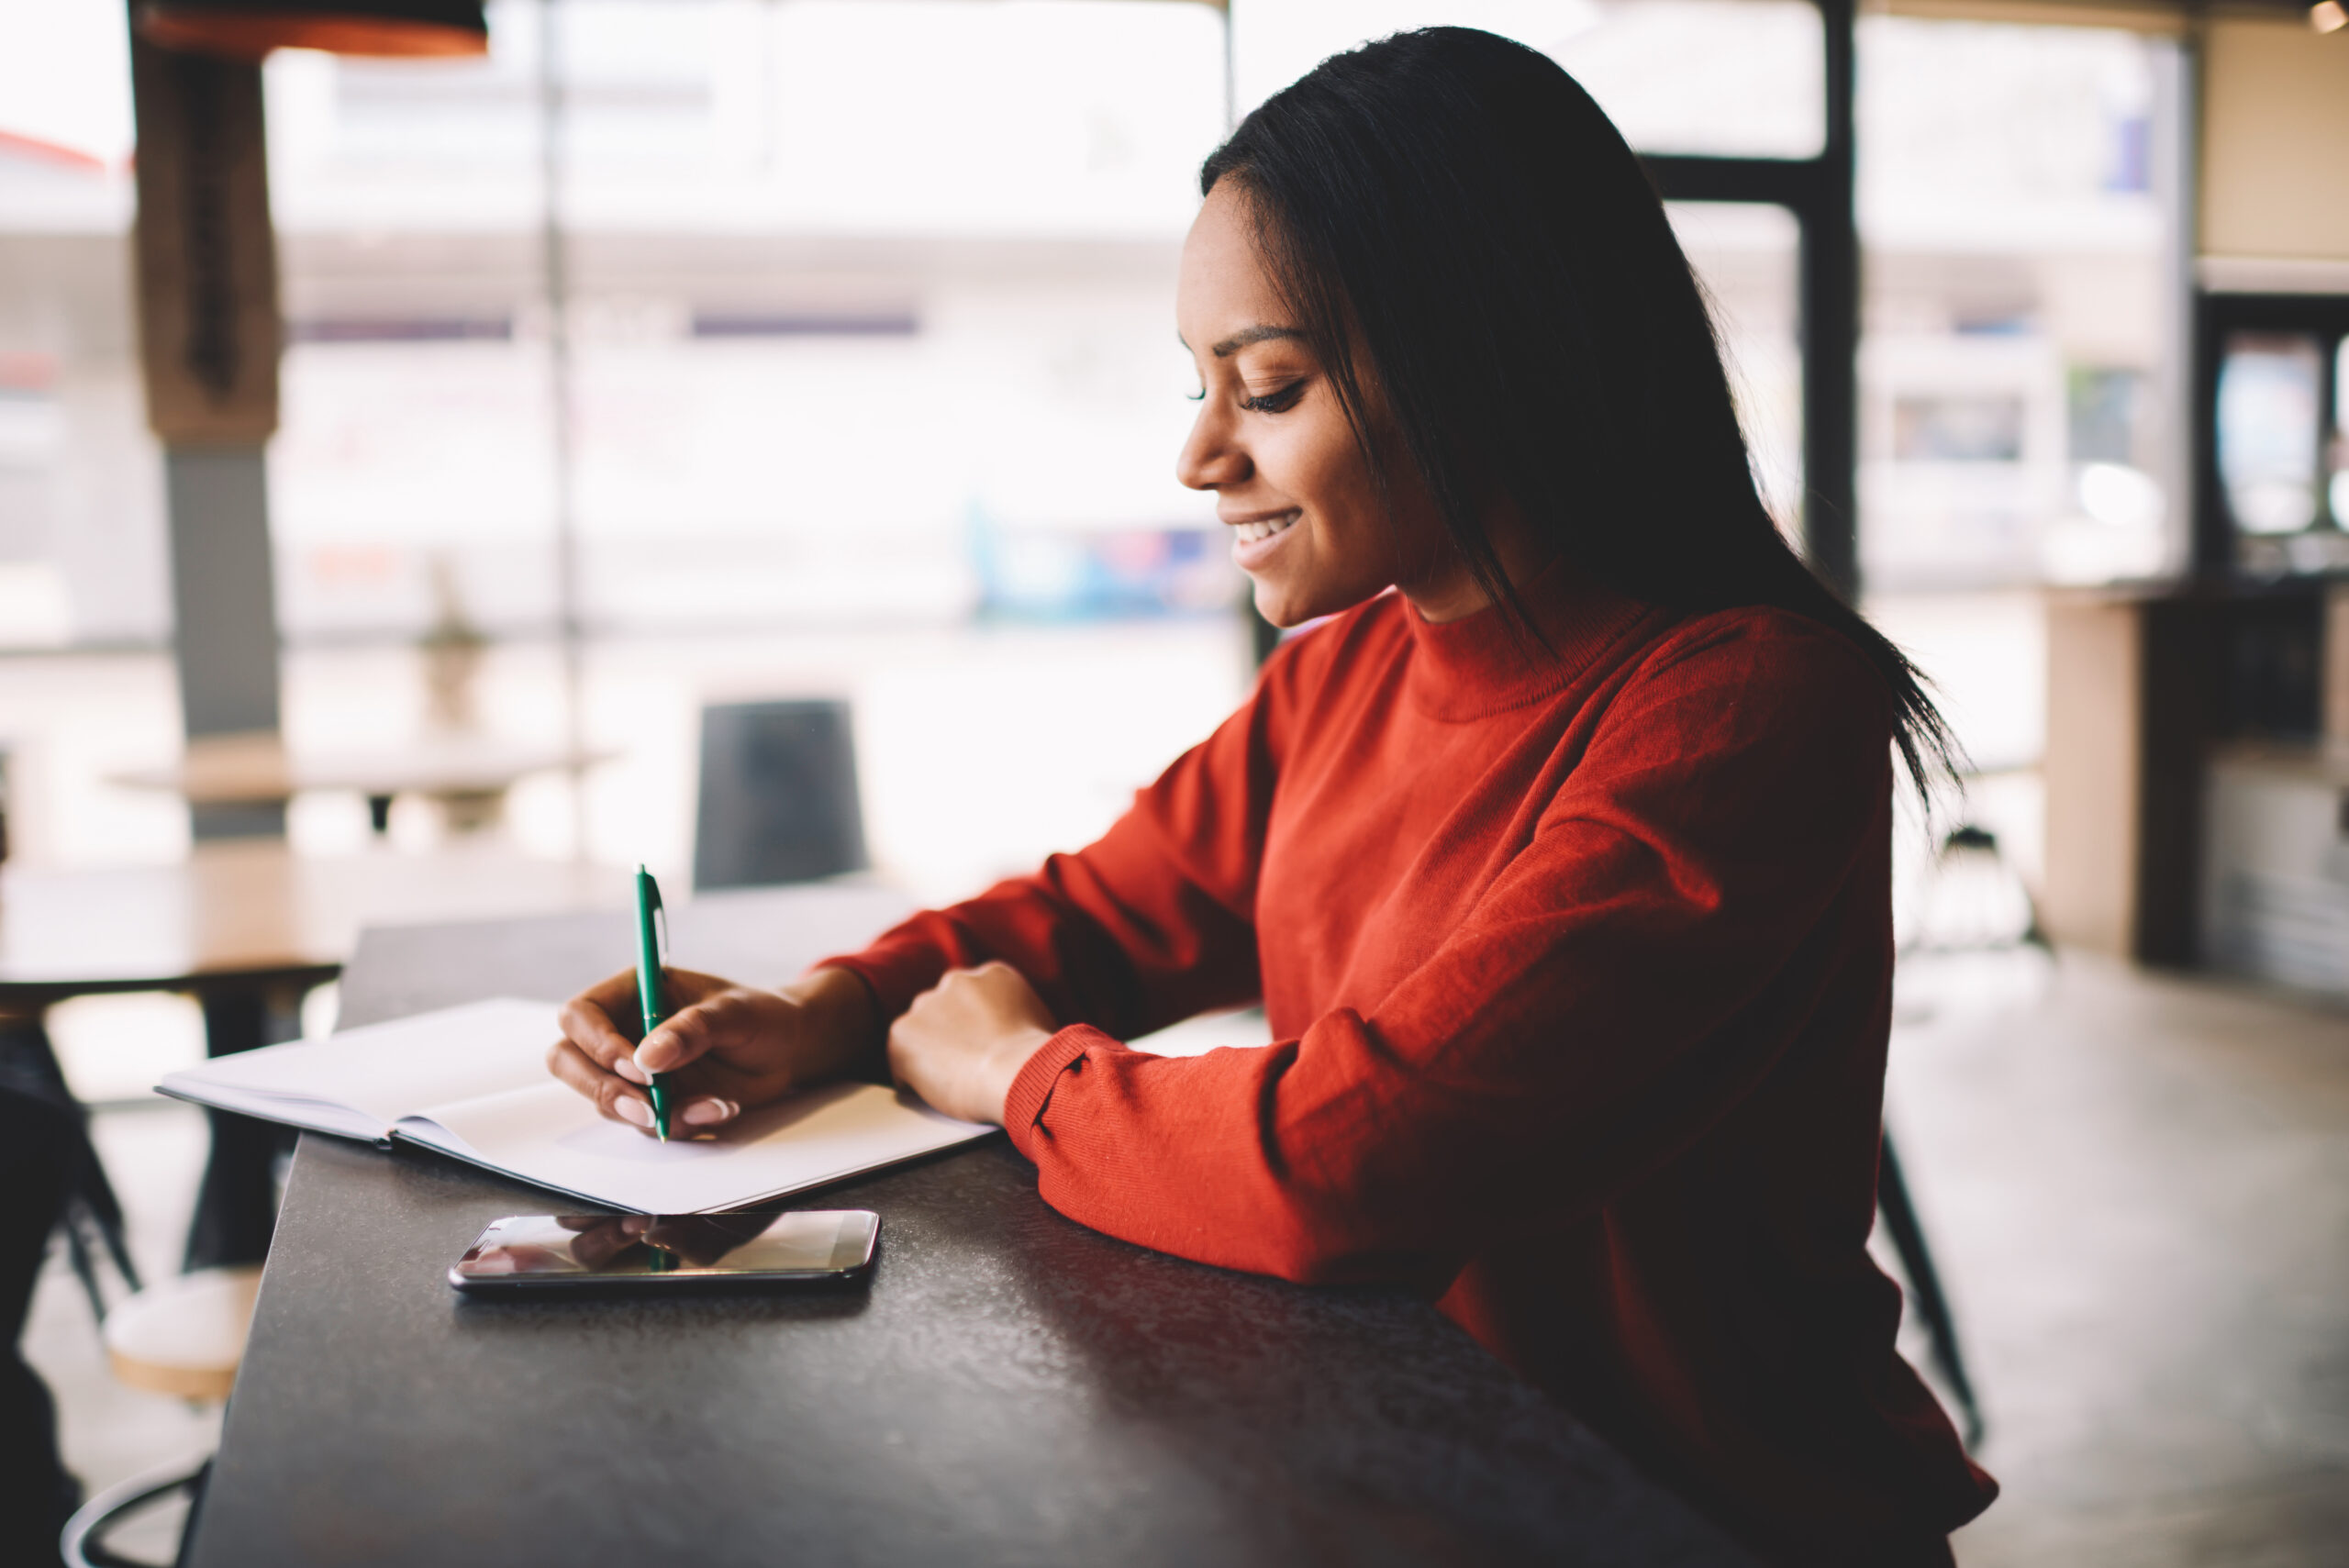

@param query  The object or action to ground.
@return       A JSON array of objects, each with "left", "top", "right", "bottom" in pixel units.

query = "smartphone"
[{"left": 448, "top": 1209, "right": 878, "bottom": 1293}]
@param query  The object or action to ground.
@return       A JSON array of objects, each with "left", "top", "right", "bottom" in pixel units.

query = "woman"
[{"left": 550, "top": 28, "right": 1997, "bottom": 1564}]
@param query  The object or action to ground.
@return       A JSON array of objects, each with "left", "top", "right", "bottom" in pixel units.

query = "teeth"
[{"left": 1234, "top": 514, "right": 1297, "bottom": 544}]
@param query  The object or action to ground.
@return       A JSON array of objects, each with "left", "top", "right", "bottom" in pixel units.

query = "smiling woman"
[
  {"left": 1172, "top": 201, "right": 1534, "bottom": 627},
  {"left": 548, "top": 27, "right": 1990, "bottom": 1567}
]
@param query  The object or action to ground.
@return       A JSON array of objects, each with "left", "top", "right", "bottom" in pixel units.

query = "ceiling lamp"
[
  {"left": 133, "top": 2, "right": 488, "bottom": 61},
  {"left": 2313, "top": 0, "right": 2347, "bottom": 32}
]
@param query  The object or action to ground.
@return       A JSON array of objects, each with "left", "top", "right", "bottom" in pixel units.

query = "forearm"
[
  {"left": 819, "top": 866, "right": 1152, "bottom": 1035},
  {"left": 820, "top": 795, "right": 1265, "bottom": 1043},
  {"left": 784, "top": 964, "right": 887, "bottom": 1084},
  {"left": 1002, "top": 1017, "right": 1486, "bottom": 1290}
]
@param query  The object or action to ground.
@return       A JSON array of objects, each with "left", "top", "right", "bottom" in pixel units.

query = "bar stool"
[{"left": 58, "top": 1265, "right": 260, "bottom": 1568}]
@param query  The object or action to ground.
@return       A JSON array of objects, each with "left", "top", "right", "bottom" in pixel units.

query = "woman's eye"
[{"left": 1241, "top": 381, "right": 1306, "bottom": 414}]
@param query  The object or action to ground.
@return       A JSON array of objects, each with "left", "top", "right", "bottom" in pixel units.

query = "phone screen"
[{"left": 449, "top": 1209, "right": 878, "bottom": 1291}]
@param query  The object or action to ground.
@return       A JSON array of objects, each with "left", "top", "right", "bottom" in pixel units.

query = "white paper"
[
  {"left": 395, "top": 1078, "right": 988, "bottom": 1213},
  {"left": 158, "top": 996, "right": 994, "bottom": 1212},
  {"left": 157, "top": 998, "right": 560, "bottom": 1140}
]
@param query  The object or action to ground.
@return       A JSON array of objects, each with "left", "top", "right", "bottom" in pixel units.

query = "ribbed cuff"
[{"left": 1004, "top": 1024, "right": 1119, "bottom": 1157}]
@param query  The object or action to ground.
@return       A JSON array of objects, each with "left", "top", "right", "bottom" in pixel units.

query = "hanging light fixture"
[
  {"left": 2313, "top": 1, "right": 2348, "bottom": 33},
  {"left": 133, "top": 1, "right": 489, "bottom": 61}
]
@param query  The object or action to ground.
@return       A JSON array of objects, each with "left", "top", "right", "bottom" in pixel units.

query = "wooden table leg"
[{"left": 183, "top": 984, "right": 306, "bottom": 1273}]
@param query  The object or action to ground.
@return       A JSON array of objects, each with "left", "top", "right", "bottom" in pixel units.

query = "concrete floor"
[{"left": 1893, "top": 952, "right": 2349, "bottom": 1568}]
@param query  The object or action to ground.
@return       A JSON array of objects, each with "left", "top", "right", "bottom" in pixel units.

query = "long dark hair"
[{"left": 1202, "top": 27, "right": 1958, "bottom": 795}]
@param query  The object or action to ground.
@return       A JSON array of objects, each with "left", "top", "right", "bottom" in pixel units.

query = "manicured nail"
[
  {"left": 614, "top": 1096, "right": 652, "bottom": 1128},
  {"left": 613, "top": 1056, "right": 649, "bottom": 1084},
  {"left": 681, "top": 1098, "right": 735, "bottom": 1127}
]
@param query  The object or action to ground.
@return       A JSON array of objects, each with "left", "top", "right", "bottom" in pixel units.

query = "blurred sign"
[{"left": 129, "top": 36, "right": 279, "bottom": 446}]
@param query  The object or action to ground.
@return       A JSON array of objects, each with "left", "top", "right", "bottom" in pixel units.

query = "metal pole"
[
  {"left": 539, "top": 0, "right": 588, "bottom": 858},
  {"left": 128, "top": 29, "right": 290, "bottom": 839},
  {"left": 1801, "top": 0, "right": 1862, "bottom": 602},
  {"left": 1220, "top": 0, "right": 1236, "bottom": 132},
  {"left": 2154, "top": 28, "right": 2217, "bottom": 580}
]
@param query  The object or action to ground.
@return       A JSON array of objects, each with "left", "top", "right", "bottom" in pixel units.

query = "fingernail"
[
  {"left": 681, "top": 1098, "right": 735, "bottom": 1127},
  {"left": 614, "top": 1096, "right": 652, "bottom": 1128},
  {"left": 613, "top": 1056, "right": 649, "bottom": 1084},
  {"left": 634, "top": 1039, "right": 666, "bottom": 1073}
]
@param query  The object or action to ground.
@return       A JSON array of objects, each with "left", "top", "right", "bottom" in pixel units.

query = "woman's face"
[{"left": 1175, "top": 183, "right": 1478, "bottom": 627}]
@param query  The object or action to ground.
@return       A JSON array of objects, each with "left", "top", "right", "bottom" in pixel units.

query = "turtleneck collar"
[{"left": 1401, "top": 557, "right": 1659, "bottom": 722}]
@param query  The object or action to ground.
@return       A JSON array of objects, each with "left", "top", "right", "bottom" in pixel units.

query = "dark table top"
[{"left": 188, "top": 884, "right": 1753, "bottom": 1567}]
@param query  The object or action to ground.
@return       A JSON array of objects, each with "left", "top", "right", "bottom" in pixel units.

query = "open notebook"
[{"left": 156, "top": 998, "right": 995, "bottom": 1214}]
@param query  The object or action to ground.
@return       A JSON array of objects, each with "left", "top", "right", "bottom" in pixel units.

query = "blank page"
[
  {"left": 395, "top": 1079, "right": 994, "bottom": 1214},
  {"left": 158, "top": 998, "right": 559, "bottom": 1140}
]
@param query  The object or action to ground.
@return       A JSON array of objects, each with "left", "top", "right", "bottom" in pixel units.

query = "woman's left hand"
[{"left": 886, "top": 962, "right": 1060, "bottom": 1125}]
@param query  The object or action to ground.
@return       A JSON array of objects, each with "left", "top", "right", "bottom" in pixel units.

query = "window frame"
[{"left": 1642, "top": 0, "right": 1856, "bottom": 597}]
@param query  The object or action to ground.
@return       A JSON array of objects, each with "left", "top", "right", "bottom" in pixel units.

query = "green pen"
[{"left": 632, "top": 864, "right": 673, "bottom": 1141}]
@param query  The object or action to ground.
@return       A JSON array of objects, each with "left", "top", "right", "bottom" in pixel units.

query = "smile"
[{"left": 1231, "top": 513, "right": 1298, "bottom": 544}]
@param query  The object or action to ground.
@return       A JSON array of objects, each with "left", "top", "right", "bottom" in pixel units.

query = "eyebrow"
[{"left": 1209, "top": 325, "right": 1308, "bottom": 358}]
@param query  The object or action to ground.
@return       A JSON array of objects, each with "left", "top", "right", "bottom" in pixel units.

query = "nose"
[{"left": 1175, "top": 401, "right": 1247, "bottom": 493}]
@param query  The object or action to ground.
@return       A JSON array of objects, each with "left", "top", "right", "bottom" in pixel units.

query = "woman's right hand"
[{"left": 546, "top": 964, "right": 880, "bottom": 1137}]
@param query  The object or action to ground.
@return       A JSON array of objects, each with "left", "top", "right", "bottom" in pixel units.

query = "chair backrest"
[{"left": 693, "top": 699, "right": 869, "bottom": 892}]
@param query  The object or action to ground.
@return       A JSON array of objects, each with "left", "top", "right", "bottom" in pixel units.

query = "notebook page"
[
  {"left": 393, "top": 1078, "right": 994, "bottom": 1214},
  {"left": 157, "top": 998, "right": 561, "bottom": 1140}
]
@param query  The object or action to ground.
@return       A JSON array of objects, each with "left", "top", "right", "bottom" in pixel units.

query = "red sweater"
[{"left": 827, "top": 566, "right": 1998, "bottom": 1562}]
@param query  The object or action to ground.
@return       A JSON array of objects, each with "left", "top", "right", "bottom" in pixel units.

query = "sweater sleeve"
[
  {"left": 998, "top": 620, "right": 1896, "bottom": 1291},
  {"left": 816, "top": 633, "right": 1308, "bottom": 1043}
]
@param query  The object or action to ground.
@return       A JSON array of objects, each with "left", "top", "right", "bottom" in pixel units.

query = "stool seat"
[{"left": 103, "top": 1264, "right": 262, "bottom": 1401}]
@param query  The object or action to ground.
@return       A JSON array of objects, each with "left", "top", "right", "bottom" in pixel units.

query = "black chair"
[
  {"left": 1874, "top": 817, "right": 2042, "bottom": 1453},
  {"left": 693, "top": 700, "right": 868, "bottom": 892},
  {"left": 1877, "top": 1132, "right": 1983, "bottom": 1450},
  {"left": 0, "top": 1022, "right": 140, "bottom": 1334},
  {"left": 0, "top": 1062, "right": 96, "bottom": 1568}
]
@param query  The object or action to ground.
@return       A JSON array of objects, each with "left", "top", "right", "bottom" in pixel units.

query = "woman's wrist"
[
  {"left": 975, "top": 1025, "right": 1057, "bottom": 1124},
  {"left": 880, "top": 963, "right": 1066, "bottom": 1124},
  {"left": 781, "top": 965, "right": 886, "bottom": 1082}
]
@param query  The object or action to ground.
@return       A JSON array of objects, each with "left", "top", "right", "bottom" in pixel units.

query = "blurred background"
[{"left": 1, "top": 2, "right": 2344, "bottom": 1564}]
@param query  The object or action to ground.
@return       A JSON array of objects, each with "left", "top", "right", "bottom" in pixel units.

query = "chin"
[
  {"left": 1251, "top": 577, "right": 1376, "bottom": 631},
  {"left": 1248, "top": 579, "right": 1308, "bottom": 630}
]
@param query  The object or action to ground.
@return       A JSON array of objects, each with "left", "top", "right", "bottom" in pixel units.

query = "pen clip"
[{"left": 645, "top": 872, "right": 668, "bottom": 964}]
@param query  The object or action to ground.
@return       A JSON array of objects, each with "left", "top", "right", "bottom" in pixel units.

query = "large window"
[
  {"left": 1857, "top": 17, "right": 2176, "bottom": 592},
  {"left": 266, "top": 0, "right": 1230, "bottom": 641},
  {"left": 0, "top": 1, "right": 1250, "bottom": 893},
  {"left": 0, "top": 0, "right": 147, "bottom": 649},
  {"left": 1235, "top": 0, "right": 1826, "bottom": 156}
]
